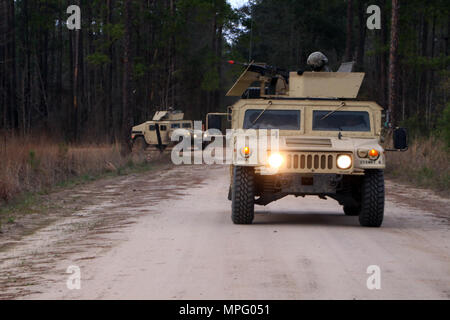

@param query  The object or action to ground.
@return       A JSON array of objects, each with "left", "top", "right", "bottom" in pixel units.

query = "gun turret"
[
  {"left": 228, "top": 61, "right": 289, "bottom": 82},
  {"left": 227, "top": 61, "right": 289, "bottom": 96},
  {"left": 226, "top": 59, "right": 365, "bottom": 99},
  {"left": 152, "top": 110, "right": 184, "bottom": 121}
]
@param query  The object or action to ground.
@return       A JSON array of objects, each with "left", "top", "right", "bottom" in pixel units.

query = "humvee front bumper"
[
  {"left": 274, "top": 173, "right": 339, "bottom": 194},
  {"left": 254, "top": 173, "right": 343, "bottom": 205}
]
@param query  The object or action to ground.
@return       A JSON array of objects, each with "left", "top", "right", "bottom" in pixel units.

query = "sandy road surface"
[{"left": 0, "top": 164, "right": 449, "bottom": 299}]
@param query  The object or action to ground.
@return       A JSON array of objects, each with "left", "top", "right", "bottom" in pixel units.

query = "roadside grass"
[
  {"left": 385, "top": 137, "right": 450, "bottom": 197},
  {"left": 0, "top": 159, "right": 167, "bottom": 232},
  {"left": 0, "top": 134, "right": 140, "bottom": 202},
  {"left": 0, "top": 133, "right": 169, "bottom": 230}
]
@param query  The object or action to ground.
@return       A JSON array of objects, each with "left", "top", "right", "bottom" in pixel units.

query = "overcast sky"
[{"left": 228, "top": 0, "right": 249, "bottom": 9}]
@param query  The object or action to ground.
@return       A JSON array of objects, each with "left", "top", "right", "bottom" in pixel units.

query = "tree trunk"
[
  {"left": 388, "top": 0, "right": 400, "bottom": 126},
  {"left": 379, "top": 0, "right": 387, "bottom": 108},
  {"left": 356, "top": 0, "right": 366, "bottom": 71},
  {"left": 73, "top": 29, "right": 80, "bottom": 140},
  {"left": 0, "top": 0, "right": 17, "bottom": 130},
  {"left": 121, "top": 0, "right": 133, "bottom": 154},
  {"left": 344, "top": 0, "right": 353, "bottom": 61},
  {"left": 9, "top": 0, "right": 17, "bottom": 129}
]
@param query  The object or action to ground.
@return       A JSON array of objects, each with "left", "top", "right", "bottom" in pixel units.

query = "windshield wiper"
[
  {"left": 252, "top": 101, "right": 273, "bottom": 125},
  {"left": 320, "top": 101, "right": 346, "bottom": 121}
]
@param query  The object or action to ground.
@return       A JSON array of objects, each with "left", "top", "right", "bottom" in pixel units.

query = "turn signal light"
[
  {"left": 368, "top": 149, "right": 379, "bottom": 159},
  {"left": 242, "top": 147, "right": 251, "bottom": 157}
]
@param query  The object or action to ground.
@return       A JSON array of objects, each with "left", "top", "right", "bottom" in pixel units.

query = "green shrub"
[{"left": 28, "top": 150, "right": 40, "bottom": 170}]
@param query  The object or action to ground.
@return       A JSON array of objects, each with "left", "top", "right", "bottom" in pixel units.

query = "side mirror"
[
  {"left": 227, "top": 106, "right": 232, "bottom": 122},
  {"left": 393, "top": 127, "right": 408, "bottom": 150}
]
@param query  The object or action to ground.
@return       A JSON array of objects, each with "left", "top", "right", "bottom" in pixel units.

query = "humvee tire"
[
  {"left": 132, "top": 136, "right": 147, "bottom": 152},
  {"left": 231, "top": 166, "right": 255, "bottom": 224},
  {"left": 343, "top": 205, "right": 360, "bottom": 216},
  {"left": 359, "top": 170, "right": 384, "bottom": 227}
]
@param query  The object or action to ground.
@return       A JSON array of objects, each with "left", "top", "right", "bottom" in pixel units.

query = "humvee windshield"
[
  {"left": 171, "top": 123, "right": 181, "bottom": 129},
  {"left": 243, "top": 109, "right": 300, "bottom": 130},
  {"left": 182, "top": 123, "right": 191, "bottom": 128},
  {"left": 312, "top": 111, "right": 370, "bottom": 132}
]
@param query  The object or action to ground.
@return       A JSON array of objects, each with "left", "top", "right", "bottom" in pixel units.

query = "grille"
[{"left": 283, "top": 152, "right": 352, "bottom": 172}]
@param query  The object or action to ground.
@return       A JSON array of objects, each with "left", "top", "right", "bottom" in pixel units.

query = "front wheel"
[
  {"left": 359, "top": 170, "right": 385, "bottom": 227},
  {"left": 132, "top": 136, "right": 147, "bottom": 153},
  {"left": 231, "top": 166, "right": 255, "bottom": 224}
]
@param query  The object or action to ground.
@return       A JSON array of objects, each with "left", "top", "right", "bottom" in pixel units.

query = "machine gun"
[
  {"left": 228, "top": 61, "right": 290, "bottom": 82},
  {"left": 227, "top": 60, "right": 290, "bottom": 96}
]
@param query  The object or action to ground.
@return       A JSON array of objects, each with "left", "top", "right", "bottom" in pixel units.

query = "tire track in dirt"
[{"left": 0, "top": 164, "right": 211, "bottom": 299}]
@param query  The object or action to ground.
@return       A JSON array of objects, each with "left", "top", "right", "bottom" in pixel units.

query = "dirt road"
[{"left": 0, "top": 164, "right": 449, "bottom": 299}]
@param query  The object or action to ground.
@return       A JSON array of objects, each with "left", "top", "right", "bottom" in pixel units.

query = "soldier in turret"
[{"left": 307, "top": 51, "right": 331, "bottom": 72}]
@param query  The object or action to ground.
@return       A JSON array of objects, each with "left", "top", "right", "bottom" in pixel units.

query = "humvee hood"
[{"left": 277, "top": 136, "right": 383, "bottom": 152}]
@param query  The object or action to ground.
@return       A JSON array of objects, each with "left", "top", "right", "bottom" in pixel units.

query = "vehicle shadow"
[
  {"left": 253, "top": 210, "right": 360, "bottom": 227},
  {"left": 251, "top": 210, "right": 444, "bottom": 229}
]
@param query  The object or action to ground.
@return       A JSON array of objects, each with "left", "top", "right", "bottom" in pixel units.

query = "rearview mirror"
[
  {"left": 393, "top": 127, "right": 408, "bottom": 150},
  {"left": 227, "top": 106, "right": 232, "bottom": 122}
]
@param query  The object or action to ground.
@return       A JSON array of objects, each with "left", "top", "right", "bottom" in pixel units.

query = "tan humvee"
[
  {"left": 227, "top": 63, "right": 408, "bottom": 227},
  {"left": 202, "top": 112, "right": 230, "bottom": 149},
  {"left": 131, "top": 110, "right": 194, "bottom": 151}
]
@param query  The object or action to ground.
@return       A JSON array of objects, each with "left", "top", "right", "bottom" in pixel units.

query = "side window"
[
  {"left": 160, "top": 125, "right": 167, "bottom": 131},
  {"left": 171, "top": 123, "right": 181, "bottom": 129},
  {"left": 182, "top": 123, "right": 191, "bottom": 128},
  {"left": 149, "top": 125, "right": 155, "bottom": 131}
]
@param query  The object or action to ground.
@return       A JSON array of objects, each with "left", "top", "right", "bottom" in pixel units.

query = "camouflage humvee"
[
  {"left": 227, "top": 63, "right": 408, "bottom": 227},
  {"left": 131, "top": 110, "right": 194, "bottom": 151}
]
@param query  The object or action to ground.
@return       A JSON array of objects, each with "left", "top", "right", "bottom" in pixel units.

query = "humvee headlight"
[
  {"left": 368, "top": 149, "right": 380, "bottom": 160},
  {"left": 337, "top": 155, "right": 352, "bottom": 169},
  {"left": 268, "top": 153, "right": 284, "bottom": 169},
  {"left": 194, "top": 134, "right": 198, "bottom": 138}
]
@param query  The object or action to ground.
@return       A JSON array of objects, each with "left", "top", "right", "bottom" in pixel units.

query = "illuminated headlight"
[
  {"left": 203, "top": 133, "right": 208, "bottom": 138},
  {"left": 268, "top": 153, "right": 284, "bottom": 169},
  {"left": 193, "top": 134, "right": 198, "bottom": 138},
  {"left": 336, "top": 154, "right": 352, "bottom": 169}
]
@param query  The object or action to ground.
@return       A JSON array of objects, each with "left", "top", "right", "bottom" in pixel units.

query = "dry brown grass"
[
  {"left": 386, "top": 137, "right": 450, "bottom": 196},
  {"left": 0, "top": 133, "right": 146, "bottom": 203}
]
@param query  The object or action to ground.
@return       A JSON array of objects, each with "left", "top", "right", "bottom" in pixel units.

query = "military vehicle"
[
  {"left": 202, "top": 112, "right": 231, "bottom": 149},
  {"left": 131, "top": 110, "right": 194, "bottom": 152},
  {"left": 226, "top": 61, "right": 408, "bottom": 227}
]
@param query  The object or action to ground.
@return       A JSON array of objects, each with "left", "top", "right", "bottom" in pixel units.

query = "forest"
[
  {"left": 0, "top": 0, "right": 449, "bottom": 201},
  {"left": 1, "top": 0, "right": 449, "bottom": 142}
]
